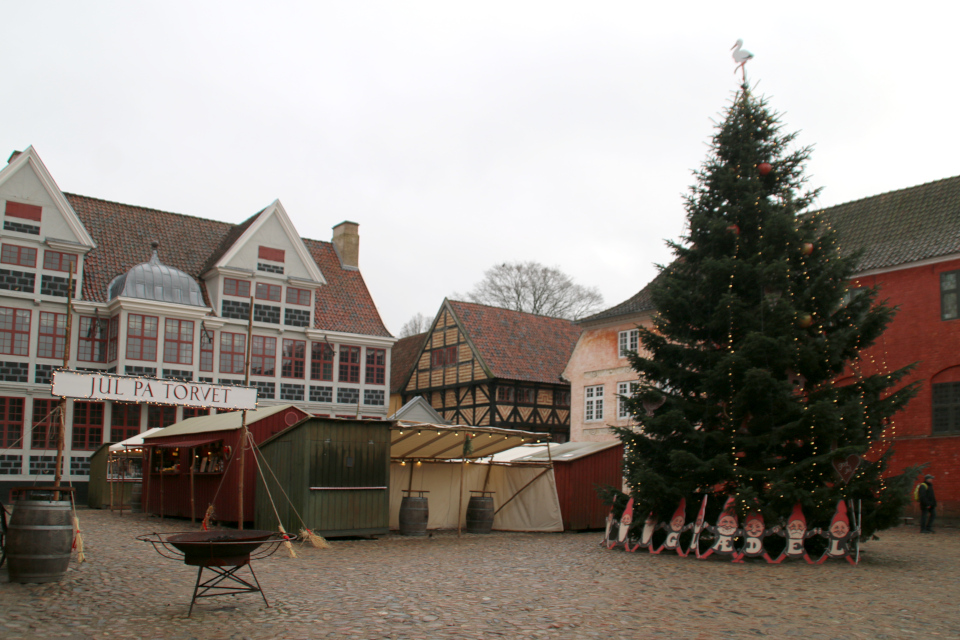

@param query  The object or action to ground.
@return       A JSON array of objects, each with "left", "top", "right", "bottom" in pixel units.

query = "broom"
[
  {"left": 201, "top": 504, "right": 215, "bottom": 531},
  {"left": 298, "top": 527, "right": 330, "bottom": 549},
  {"left": 72, "top": 515, "right": 86, "bottom": 564},
  {"left": 278, "top": 523, "right": 297, "bottom": 558}
]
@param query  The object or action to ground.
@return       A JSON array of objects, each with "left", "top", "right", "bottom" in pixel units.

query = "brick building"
[{"left": 0, "top": 147, "right": 394, "bottom": 495}]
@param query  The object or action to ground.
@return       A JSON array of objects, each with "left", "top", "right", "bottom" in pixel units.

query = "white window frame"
[
  {"left": 584, "top": 385, "right": 604, "bottom": 422},
  {"left": 618, "top": 329, "right": 639, "bottom": 358},
  {"left": 617, "top": 381, "right": 639, "bottom": 419}
]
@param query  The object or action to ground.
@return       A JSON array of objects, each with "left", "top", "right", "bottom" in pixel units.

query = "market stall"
[
  {"left": 87, "top": 428, "right": 163, "bottom": 511},
  {"left": 142, "top": 404, "right": 310, "bottom": 524},
  {"left": 389, "top": 422, "right": 563, "bottom": 533}
]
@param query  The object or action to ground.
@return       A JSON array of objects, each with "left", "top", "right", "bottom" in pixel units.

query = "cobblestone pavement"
[{"left": 1, "top": 508, "right": 957, "bottom": 639}]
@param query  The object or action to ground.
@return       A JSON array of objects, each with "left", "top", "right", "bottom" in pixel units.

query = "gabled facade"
[
  {"left": 393, "top": 300, "right": 581, "bottom": 442},
  {"left": 563, "top": 282, "right": 656, "bottom": 442},
  {"left": 0, "top": 147, "right": 394, "bottom": 495}
]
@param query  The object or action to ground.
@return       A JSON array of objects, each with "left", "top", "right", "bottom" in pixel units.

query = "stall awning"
[
  {"left": 150, "top": 436, "right": 223, "bottom": 449},
  {"left": 390, "top": 422, "right": 548, "bottom": 460}
]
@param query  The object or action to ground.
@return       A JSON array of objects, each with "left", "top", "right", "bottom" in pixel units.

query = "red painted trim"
[{"left": 258, "top": 246, "right": 285, "bottom": 262}]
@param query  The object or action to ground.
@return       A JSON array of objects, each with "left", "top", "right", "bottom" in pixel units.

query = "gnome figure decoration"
[
  {"left": 699, "top": 496, "right": 740, "bottom": 560},
  {"left": 688, "top": 495, "right": 709, "bottom": 558},
  {"left": 626, "top": 511, "right": 659, "bottom": 552},
  {"left": 734, "top": 510, "right": 776, "bottom": 563},
  {"left": 610, "top": 498, "right": 634, "bottom": 550},
  {"left": 770, "top": 503, "right": 819, "bottom": 564},
  {"left": 652, "top": 499, "right": 692, "bottom": 556},
  {"left": 601, "top": 506, "right": 615, "bottom": 548},
  {"left": 817, "top": 500, "right": 859, "bottom": 565}
]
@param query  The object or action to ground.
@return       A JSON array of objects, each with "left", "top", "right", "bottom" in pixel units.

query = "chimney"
[
  {"left": 332, "top": 221, "right": 360, "bottom": 268},
  {"left": 8, "top": 150, "right": 22, "bottom": 163}
]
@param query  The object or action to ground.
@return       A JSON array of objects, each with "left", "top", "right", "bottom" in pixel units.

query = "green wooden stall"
[{"left": 254, "top": 417, "right": 391, "bottom": 537}]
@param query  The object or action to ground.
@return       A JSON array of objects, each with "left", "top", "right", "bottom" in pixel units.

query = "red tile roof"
[
  {"left": 390, "top": 332, "right": 428, "bottom": 394},
  {"left": 304, "top": 239, "right": 390, "bottom": 337},
  {"left": 65, "top": 193, "right": 390, "bottom": 337},
  {"left": 446, "top": 300, "right": 581, "bottom": 384}
]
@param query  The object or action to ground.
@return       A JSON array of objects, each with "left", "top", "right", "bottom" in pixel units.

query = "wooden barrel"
[
  {"left": 7, "top": 489, "right": 74, "bottom": 583},
  {"left": 398, "top": 496, "right": 429, "bottom": 536},
  {"left": 466, "top": 495, "right": 494, "bottom": 534}
]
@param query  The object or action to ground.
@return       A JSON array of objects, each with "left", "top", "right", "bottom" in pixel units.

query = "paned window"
[
  {"left": 147, "top": 405, "right": 177, "bottom": 430},
  {"left": 163, "top": 319, "right": 194, "bottom": 365},
  {"left": 286, "top": 287, "right": 311, "bottom": 306},
  {"left": 1, "top": 244, "right": 37, "bottom": 268},
  {"left": 43, "top": 250, "right": 78, "bottom": 273},
  {"left": 255, "top": 283, "right": 282, "bottom": 302},
  {"left": 497, "top": 387, "right": 515, "bottom": 402},
  {"left": 516, "top": 388, "right": 535, "bottom": 404},
  {"left": 617, "top": 381, "right": 640, "bottom": 419},
  {"left": 941, "top": 271, "right": 960, "bottom": 321},
  {"left": 339, "top": 345, "right": 361, "bottom": 383},
  {"left": 0, "top": 397, "right": 24, "bottom": 448},
  {"left": 110, "top": 403, "right": 141, "bottom": 442},
  {"left": 72, "top": 401, "right": 104, "bottom": 450},
  {"left": 219, "top": 333, "right": 246, "bottom": 374},
  {"left": 933, "top": 382, "right": 960, "bottom": 434},
  {"left": 618, "top": 329, "right": 639, "bottom": 358},
  {"left": 107, "top": 316, "right": 119, "bottom": 362},
  {"left": 78, "top": 316, "right": 108, "bottom": 362},
  {"left": 183, "top": 407, "right": 208, "bottom": 419},
  {"left": 430, "top": 345, "right": 457, "bottom": 369},
  {"left": 32, "top": 399, "right": 58, "bottom": 449},
  {"left": 585, "top": 385, "right": 604, "bottom": 422},
  {"left": 555, "top": 389, "right": 570, "bottom": 407},
  {"left": 282, "top": 339, "right": 306, "bottom": 378},
  {"left": 365, "top": 348, "right": 385, "bottom": 385},
  {"left": 199, "top": 328, "right": 214, "bottom": 372},
  {"left": 38, "top": 311, "right": 66, "bottom": 359},
  {"left": 0, "top": 307, "right": 31, "bottom": 356},
  {"left": 224, "top": 278, "right": 251, "bottom": 297},
  {"left": 250, "top": 336, "right": 277, "bottom": 376},
  {"left": 126, "top": 314, "right": 158, "bottom": 361},
  {"left": 311, "top": 342, "right": 335, "bottom": 381}
]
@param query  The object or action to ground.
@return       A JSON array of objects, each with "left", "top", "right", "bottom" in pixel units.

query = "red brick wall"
[{"left": 854, "top": 257, "right": 960, "bottom": 517}]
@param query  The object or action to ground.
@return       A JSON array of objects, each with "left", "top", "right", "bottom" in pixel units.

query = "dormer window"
[
  {"left": 224, "top": 278, "right": 250, "bottom": 297},
  {"left": 1, "top": 244, "right": 37, "bottom": 268},
  {"left": 43, "top": 251, "right": 78, "bottom": 273},
  {"left": 255, "top": 283, "right": 282, "bottom": 302}
]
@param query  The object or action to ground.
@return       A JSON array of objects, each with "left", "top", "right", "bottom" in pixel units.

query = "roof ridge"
[
  {"left": 815, "top": 174, "right": 960, "bottom": 213},
  {"left": 64, "top": 192, "right": 236, "bottom": 227},
  {"left": 447, "top": 298, "right": 578, "bottom": 322}
]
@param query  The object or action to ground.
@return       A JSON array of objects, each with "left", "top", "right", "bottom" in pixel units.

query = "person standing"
[{"left": 919, "top": 474, "right": 937, "bottom": 533}]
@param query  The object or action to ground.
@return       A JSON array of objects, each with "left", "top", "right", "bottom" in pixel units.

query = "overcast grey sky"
[{"left": 4, "top": 2, "right": 959, "bottom": 335}]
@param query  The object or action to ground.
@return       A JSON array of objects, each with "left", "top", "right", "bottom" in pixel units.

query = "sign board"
[{"left": 52, "top": 370, "right": 258, "bottom": 411}]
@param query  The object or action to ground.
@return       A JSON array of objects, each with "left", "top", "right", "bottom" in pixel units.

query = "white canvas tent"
[{"left": 389, "top": 422, "right": 563, "bottom": 532}]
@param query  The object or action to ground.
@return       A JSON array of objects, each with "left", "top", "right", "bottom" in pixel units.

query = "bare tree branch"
[
  {"left": 398, "top": 312, "right": 432, "bottom": 337},
  {"left": 455, "top": 261, "right": 604, "bottom": 320}
]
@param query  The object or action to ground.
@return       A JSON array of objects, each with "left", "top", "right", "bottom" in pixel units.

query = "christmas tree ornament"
[
  {"left": 797, "top": 313, "right": 813, "bottom": 328},
  {"left": 731, "top": 39, "right": 753, "bottom": 82},
  {"left": 802, "top": 242, "right": 814, "bottom": 255},
  {"left": 758, "top": 162, "right": 772, "bottom": 176},
  {"left": 726, "top": 223, "right": 740, "bottom": 235}
]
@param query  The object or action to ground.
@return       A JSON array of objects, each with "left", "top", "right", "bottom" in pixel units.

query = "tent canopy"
[
  {"left": 391, "top": 422, "right": 548, "bottom": 460},
  {"left": 514, "top": 440, "right": 621, "bottom": 463},
  {"left": 142, "top": 404, "right": 301, "bottom": 439},
  {"left": 108, "top": 427, "right": 164, "bottom": 452}
]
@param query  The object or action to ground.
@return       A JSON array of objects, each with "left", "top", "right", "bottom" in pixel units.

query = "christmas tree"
[{"left": 616, "top": 84, "right": 918, "bottom": 541}]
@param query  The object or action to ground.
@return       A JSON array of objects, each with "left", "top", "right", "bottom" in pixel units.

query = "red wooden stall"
[
  {"left": 517, "top": 441, "right": 623, "bottom": 531},
  {"left": 142, "top": 404, "right": 310, "bottom": 524}
]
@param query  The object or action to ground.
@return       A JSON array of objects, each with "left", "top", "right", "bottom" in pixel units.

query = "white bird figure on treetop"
[{"left": 731, "top": 39, "right": 753, "bottom": 82}]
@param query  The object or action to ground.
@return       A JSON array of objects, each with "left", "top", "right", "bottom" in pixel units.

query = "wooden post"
[
  {"left": 54, "top": 263, "right": 76, "bottom": 498},
  {"left": 238, "top": 296, "right": 254, "bottom": 530},
  {"left": 189, "top": 447, "right": 196, "bottom": 523},
  {"left": 457, "top": 459, "right": 465, "bottom": 538}
]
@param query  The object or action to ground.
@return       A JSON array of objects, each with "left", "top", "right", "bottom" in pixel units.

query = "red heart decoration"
[{"left": 832, "top": 454, "right": 861, "bottom": 484}]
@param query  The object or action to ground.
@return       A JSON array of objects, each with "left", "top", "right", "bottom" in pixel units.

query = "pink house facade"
[{"left": 563, "top": 284, "right": 655, "bottom": 442}]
